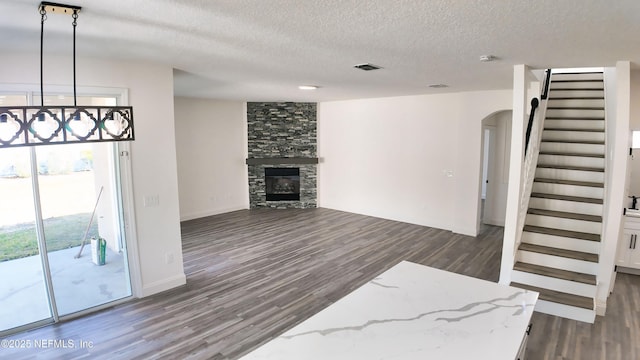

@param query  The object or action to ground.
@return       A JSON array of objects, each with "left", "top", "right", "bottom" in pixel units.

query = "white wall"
[
  {"left": 628, "top": 70, "right": 640, "bottom": 199},
  {"left": 174, "top": 97, "right": 249, "bottom": 220},
  {"left": 500, "top": 65, "right": 535, "bottom": 284},
  {"left": 597, "top": 62, "right": 631, "bottom": 314},
  {"left": 0, "top": 54, "right": 186, "bottom": 297},
  {"left": 318, "top": 90, "right": 512, "bottom": 235}
]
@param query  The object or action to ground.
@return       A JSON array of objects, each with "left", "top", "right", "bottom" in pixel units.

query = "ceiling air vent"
[{"left": 354, "top": 63, "right": 382, "bottom": 71}]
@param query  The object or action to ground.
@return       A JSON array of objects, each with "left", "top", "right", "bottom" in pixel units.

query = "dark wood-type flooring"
[{"left": 2, "top": 208, "right": 639, "bottom": 359}]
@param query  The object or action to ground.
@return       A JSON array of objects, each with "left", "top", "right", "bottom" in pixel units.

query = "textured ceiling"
[{"left": 1, "top": 0, "right": 639, "bottom": 101}]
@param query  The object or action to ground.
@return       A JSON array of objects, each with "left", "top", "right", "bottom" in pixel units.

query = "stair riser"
[
  {"left": 528, "top": 197, "right": 603, "bottom": 216},
  {"left": 547, "top": 99, "right": 605, "bottom": 108},
  {"left": 545, "top": 109, "right": 605, "bottom": 118},
  {"left": 521, "top": 231, "right": 600, "bottom": 253},
  {"left": 541, "top": 130, "right": 605, "bottom": 143},
  {"left": 511, "top": 271, "right": 596, "bottom": 298},
  {"left": 525, "top": 214, "right": 601, "bottom": 234},
  {"left": 532, "top": 182, "right": 603, "bottom": 199},
  {"left": 535, "top": 167, "right": 604, "bottom": 183},
  {"left": 533, "top": 299, "right": 596, "bottom": 323},
  {"left": 544, "top": 119, "right": 604, "bottom": 131},
  {"left": 517, "top": 251, "right": 598, "bottom": 275},
  {"left": 551, "top": 73, "right": 604, "bottom": 81},
  {"left": 540, "top": 142, "right": 605, "bottom": 154},
  {"left": 550, "top": 90, "right": 604, "bottom": 98},
  {"left": 537, "top": 154, "right": 604, "bottom": 169},
  {"left": 549, "top": 81, "right": 604, "bottom": 90}
]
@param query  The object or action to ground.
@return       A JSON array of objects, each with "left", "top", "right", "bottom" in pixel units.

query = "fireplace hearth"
[{"left": 265, "top": 168, "right": 300, "bottom": 201}]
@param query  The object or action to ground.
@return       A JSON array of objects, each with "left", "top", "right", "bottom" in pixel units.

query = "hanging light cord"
[
  {"left": 39, "top": 6, "right": 47, "bottom": 107},
  {"left": 72, "top": 10, "right": 78, "bottom": 107}
]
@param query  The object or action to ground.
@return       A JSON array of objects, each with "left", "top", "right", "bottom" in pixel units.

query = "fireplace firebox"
[{"left": 265, "top": 168, "right": 300, "bottom": 201}]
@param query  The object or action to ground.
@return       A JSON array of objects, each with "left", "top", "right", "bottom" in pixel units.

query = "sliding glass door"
[
  {"left": 0, "top": 146, "right": 53, "bottom": 331},
  {"left": 38, "top": 142, "right": 132, "bottom": 317},
  {"left": 0, "top": 93, "right": 133, "bottom": 335}
]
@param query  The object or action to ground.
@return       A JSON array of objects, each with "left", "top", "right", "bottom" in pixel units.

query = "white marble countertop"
[{"left": 240, "top": 261, "right": 538, "bottom": 360}]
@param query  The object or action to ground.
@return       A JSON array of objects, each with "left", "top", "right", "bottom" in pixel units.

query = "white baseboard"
[
  {"left": 596, "top": 299, "right": 607, "bottom": 316},
  {"left": 483, "top": 218, "right": 505, "bottom": 227},
  {"left": 451, "top": 225, "right": 479, "bottom": 237},
  {"left": 140, "top": 273, "right": 187, "bottom": 297},
  {"left": 320, "top": 205, "right": 454, "bottom": 234},
  {"left": 180, "top": 206, "right": 248, "bottom": 222}
]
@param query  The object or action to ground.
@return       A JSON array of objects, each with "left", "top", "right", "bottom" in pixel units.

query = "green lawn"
[{"left": 0, "top": 213, "right": 98, "bottom": 262}]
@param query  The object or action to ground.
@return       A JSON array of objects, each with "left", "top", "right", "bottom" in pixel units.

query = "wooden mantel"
[{"left": 245, "top": 158, "right": 319, "bottom": 165}]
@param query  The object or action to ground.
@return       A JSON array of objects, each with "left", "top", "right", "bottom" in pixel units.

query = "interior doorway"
[
  {"left": 0, "top": 93, "right": 133, "bottom": 335},
  {"left": 479, "top": 110, "right": 513, "bottom": 227}
]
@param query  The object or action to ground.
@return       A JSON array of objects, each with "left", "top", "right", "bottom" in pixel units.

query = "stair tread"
[
  {"left": 534, "top": 177, "right": 603, "bottom": 188},
  {"left": 510, "top": 282, "right": 594, "bottom": 310},
  {"left": 541, "top": 139, "right": 604, "bottom": 145},
  {"left": 551, "top": 71, "right": 603, "bottom": 75},
  {"left": 539, "top": 151, "right": 604, "bottom": 158},
  {"left": 527, "top": 208, "right": 602, "bottom": 222},
  {"left": 549, "top": 97, "right": 604, "bottom": 100},
  {"left": 550, "top": 88, "right": 604, "bottom": 91},
  {"left": 537, "top": 164, "right": 604, "bottom": 172},
  {"left": 545, "top": 117, "right": 604, "bottom": 120},
  {"left": 547, "top": 107, "right": 604, "bottom": 110},
  {"left": 523, "top": 225, "right": 601, "bottom": 242},
  {"left": 531, "top": 192, "right": 603, "bottom": 204},
  {"left": 518, "top": 242, "right": 599, "bottom": 262},
  {"left": 513, "top": 261, "right": 597, "bottom": 285},
  {"left": 544, "top": 127, "right": 604, "bottom": 132},
  {"left": 551, "top": 79, "right": 603, "bottom": 83}
]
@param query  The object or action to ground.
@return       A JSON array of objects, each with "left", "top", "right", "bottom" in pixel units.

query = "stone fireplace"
[{"left": 246, "top": 102, "right": 317, "bottom": 208}]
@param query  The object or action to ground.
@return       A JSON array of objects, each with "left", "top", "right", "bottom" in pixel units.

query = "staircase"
[{"left": 511, "top": 71, "right": 605, "bottom": 323}]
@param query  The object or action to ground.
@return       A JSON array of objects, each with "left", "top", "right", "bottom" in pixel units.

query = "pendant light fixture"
[{"left": 0, "top": 2, "right": 134, "bottom": 148}]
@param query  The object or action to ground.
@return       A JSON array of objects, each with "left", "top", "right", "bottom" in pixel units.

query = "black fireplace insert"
[{"left": 265, "top": 167, "right": 300, "bottom": 201}]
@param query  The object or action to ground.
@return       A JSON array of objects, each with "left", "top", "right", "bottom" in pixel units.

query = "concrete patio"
[{"left": 0, "top": 245, "right": 131, "bottom": 332}]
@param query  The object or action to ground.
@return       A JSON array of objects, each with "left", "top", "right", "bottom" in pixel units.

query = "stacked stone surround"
[{"left": 247, "top": 102, "right": 317, "bottom": 209}]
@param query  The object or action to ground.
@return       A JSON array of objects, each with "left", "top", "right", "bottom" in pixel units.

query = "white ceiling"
[{"left": 1, "top": 0, "right": 640, "bottom": 102}]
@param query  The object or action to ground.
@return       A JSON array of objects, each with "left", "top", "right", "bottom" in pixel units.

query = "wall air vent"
[{"left": 354, "top": 63, "right": 382, "bottom": 71}]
